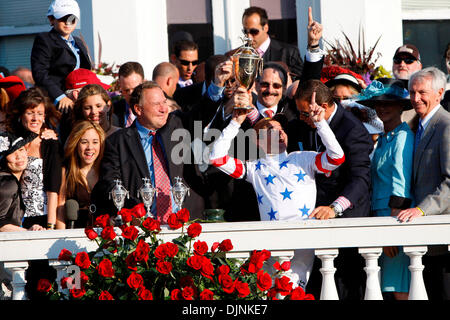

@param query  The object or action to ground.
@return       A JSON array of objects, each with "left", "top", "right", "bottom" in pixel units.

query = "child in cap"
[{"left": 31, "top": 0, "right": 92, "bottom": 112}]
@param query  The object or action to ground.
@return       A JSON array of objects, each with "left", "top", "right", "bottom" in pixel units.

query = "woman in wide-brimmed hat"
[
  {"left": 0, "top": 130, "right": 45, "bottom": 232},
  {"left": 356, "top": 79, "right": 414, "bottom": 300}
]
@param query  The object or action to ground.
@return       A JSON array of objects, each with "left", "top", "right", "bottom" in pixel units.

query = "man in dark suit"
[
  {"left": 289, "top": 79, "right": 373, "bottom": 300},
  {"left": 113, "top": 61, "right": 145, "bottom": 128},
  {"left": 242, "top": 6, "right": 303, "bottom": 81},
  {"left": 31, "top": 0, "right": 92, "bottom": 110},
  {"left": 98, "top": 81, "right": 204, "bottom": 222}
]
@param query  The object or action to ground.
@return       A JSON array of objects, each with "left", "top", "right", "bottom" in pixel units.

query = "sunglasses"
[
  {"left": 393, "top": 57, "right": 417, "bottom": 65},
  {"left": 242, "top": 28, "right": 260, "bottom": 36},
  {"left": 57, "top": 14, "right": 78, "bottom": 25},
  {"left": 259, "top": 82, "right": 283, "bottom": 89},
  {"left": 179, "top": 59, "right": 199, "bottom": 66},
  {"left": 299, "top": 111, "right": 310, "bottom": 118}
]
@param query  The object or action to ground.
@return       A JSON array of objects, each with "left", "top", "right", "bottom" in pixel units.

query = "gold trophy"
[{"left": 232, "top": 36, "right": 263, "bottom": 110}]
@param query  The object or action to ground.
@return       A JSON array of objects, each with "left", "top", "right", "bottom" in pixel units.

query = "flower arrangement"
[{"left": 37, "top": 203, "right": 314, "bottom": 301}]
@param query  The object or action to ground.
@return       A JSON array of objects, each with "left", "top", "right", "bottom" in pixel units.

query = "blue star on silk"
[
  {"left": 267, "top": 208, "right": 277, "bottom": 220},
  {"left": 279, "top": 160, "right": 289, "bottom": 170},
  {"left": 264, "top": 174, "right": 276, "bottom": 185},
  {"left": 255, "top": 161, "right": 264, "bottom": 171},
  {"left": 280, "top": 188, "right": 293, "bottom": 200},
  {"left": 294, "top": 170, "right": 306, "bottom": 182},
  {"left": 257, "top": 193, "right": 264, "bottom": 204},
  {"left": 299, "top": 204, "right": 310, "bottom": 218}
]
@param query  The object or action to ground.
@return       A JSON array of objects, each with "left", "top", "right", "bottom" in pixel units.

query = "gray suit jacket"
[{"left": 413, "top": 106, "right": 450, "bottom": 215}]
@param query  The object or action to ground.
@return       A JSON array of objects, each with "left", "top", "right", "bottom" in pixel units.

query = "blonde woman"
[{"left": 56, "top": 120, "right": 105, "bottom": 229}]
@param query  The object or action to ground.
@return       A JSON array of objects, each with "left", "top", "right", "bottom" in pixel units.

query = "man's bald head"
[{"left": 152, "top": 62, "right": 180, "bottom": 97}]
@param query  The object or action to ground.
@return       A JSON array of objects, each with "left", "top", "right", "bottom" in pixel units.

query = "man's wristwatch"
[
  {"left": 307, "top": 43, "right": 320, "bottom": 53},
  {"left": 329, "top": 202, "right": 344, "bottom": 217}
]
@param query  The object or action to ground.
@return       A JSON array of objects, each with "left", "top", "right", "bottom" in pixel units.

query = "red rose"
[
  {"left": 119, "top": 208, "right": 133, "bottom": 223},
  {"left": 138, "top": 287, "right": 153, "bottom": 300},
  {"left": 36, "top": 278, "right": 52, "bottom": 293},
  {"left": 211, "top": 242, "right": 220, "bottom": 252},
  {"left": 199, "top": 289, "right": 214, "bottom": 300},
  {"left": 132, "top": 203, "right": 147, "bottom": 218},
  {"left": 256, "top": 270, "right": 272, "bottom": 291},
  {"left": 176, "top": 208, "right": 190, "bottom": 223},
  {"left": 134, "top": 239, "right": 150, "bottom": 262},
  {"left": 60, "top": 276, "right": 73, "bottom": 289},
  {"left": 97, "top": 258, "right": 115, "bottom": 278},
  {"left": 179, "top": 276, "right": 194, "bottom": 288},
  {"left": 235, "top": 280, "right": 250, "bottom": 298},
  {"left": 248, "top": 250, "right": 271, "bottom": 273},
  {"left": 164, "top": 242, "right": 179, "bottom": 258},
  {"left": 171, "top": 289, "right": 182, "bottom": 300},
  {"left": 70, "top": 287, "right": 86, "bottom": 299},
  {"left": 193, "top": 240, "right": 208, "bottom": 256},
  {"left": 219, "top": 274, "right": 235, "bottom": 294},
  {"left": 94, "top": 214, "right": 110, "bottom": 228},
  {"left": 79, "top": 271, "right": 89, "bottom": 286},
  {"left": 99, "top": 290, "right": 114, "bottom": 300},
  {"left": 58, "top": 248, "right": 72, "bottom": 261},
  {"left": 219, "top": 239, "right": 233, "bottom": 252},
  {"left": 274, "top": 260, "right": 291, "bottom": 272},
  {"left": 156, "top": 260, "right": 173, "bottom": 274},
  {"left": 121, "top": 225, "right": 139, "bottom": 241},
  {"left": 142, "top": 217, "right": 160, "bottom": 232},
  {"left": 182, "top": 286, "right": 195, "bottom": 300},
  {"left": 74, "top": 252, "right": 91, "bottom": 269},
  {"left": 125, "top": 252, "right": 138, "bottom": 271},
  {"left": 167, "top": 213, "right": 182, "bottom": 229},
  {"left": 187, "top": 255, "right": 203, "bottom": 270},
  {"left": 274, "top": 276, "right": 293, "bottom": 296},
  {"left": 101, "top": 226, "right": 116, "bottom": 241},
  {"left": 84, "top": 227, "right": 98, "bottom": 240},
  {"left": 187, "top": 222, "right": 202, "bottom": 238},
  {"left": 217, "top": 265, "right": 230, "bottom": 275},
  {"left": 127, "top": 272, "right": 143, "bottom": 290},
  {"left": 200, "top": 256, "right": 214, "bottom": 280}
]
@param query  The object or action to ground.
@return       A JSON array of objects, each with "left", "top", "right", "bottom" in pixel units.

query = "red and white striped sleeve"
[
  {"left": 209, "top": 120, "right": 246, "bottom": 179},
  {"left": 313, "top": 119, "right": 345, "bottom": 175}
]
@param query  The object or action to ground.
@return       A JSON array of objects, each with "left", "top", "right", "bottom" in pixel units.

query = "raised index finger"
[
  {"left": 310, "top": 91, "right": 316, "bottom": 105},
  {"left": 308, "top": 7, "right": 313, "bottom": 26}
]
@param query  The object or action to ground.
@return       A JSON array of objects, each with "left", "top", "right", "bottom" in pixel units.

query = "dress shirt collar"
[
  {"left": 419, "top": 104, "right": 441, "bottom": 131},
  {"left": 256, "top": 100, "right": 277, "bottom": 117},
  {"left": 258, "top": 37, "right": 271, "bottom": 56},
  {"left": 326, "top": 103, "right": 338, "bottom": 125},
  {"left": 135, "top": 119, "right": 156, "bottom": 139}
]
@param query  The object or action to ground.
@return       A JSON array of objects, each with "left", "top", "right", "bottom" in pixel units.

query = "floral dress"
[{"left": 21, "top": 156, "right": 47, "bottom": 218}]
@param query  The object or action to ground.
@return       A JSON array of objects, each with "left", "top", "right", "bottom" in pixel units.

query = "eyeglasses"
[
  {"left": 242, "top": 28, "right": 260, "bottom": 36},
  {"left": 393, "top": 57, "right": 417, "bottom": 65},
  {"left": 178, "top": 59, "right": 199, "bottom": 66},
  {"left": 225, "top": 78, "right": 236, "bottom": 87},
  {"left": 259, "top": 82, "right": 283, "bottom": 89}
]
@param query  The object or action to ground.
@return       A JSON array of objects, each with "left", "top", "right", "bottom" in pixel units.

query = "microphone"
[{"left": 65, "top": 199, "right": 79, "bottom": 229}]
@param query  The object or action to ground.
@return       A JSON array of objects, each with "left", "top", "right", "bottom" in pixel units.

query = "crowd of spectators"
[{"left": 0, "top": 0, "right": 449, "bottom": 301}]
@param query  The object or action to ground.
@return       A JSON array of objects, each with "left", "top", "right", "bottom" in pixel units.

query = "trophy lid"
[{"left": 234, "top": 36, "right": 260, "bottom": 57}]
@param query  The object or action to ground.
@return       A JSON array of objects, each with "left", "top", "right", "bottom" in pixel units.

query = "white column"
[
  {"left": 404, "top": 246, "right": 428, "bottom": 300},
  {"left": 4, "top": 261, "right": 28, "bottom": 300},
  {"left": 359, "top": 247, "right": 383, "bottom": 300},
  {"left": 316, "top": 249, "right": 339, "bottom": 300},
  {"left": 211, "top": 0, "right": 250, "bottom": 55},
  {"left": 49, "top": 260, "right": 72, "bottom": 295}
]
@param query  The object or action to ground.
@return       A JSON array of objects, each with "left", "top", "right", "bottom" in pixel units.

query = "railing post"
[
  {"left": 49, "top": 260, "right": 72, "bottom": 295},
  {"left": 316, "top": 249, "right": 339, "bottom": 300},
  {"left": 3, "top": 261, "right": 28, "bottom": 300},
  {"left": 359, "top": 247, "right": 383, "bottom": 300},
  {"left": 404, "top": 246, "right": 428, "bottom": 300}
]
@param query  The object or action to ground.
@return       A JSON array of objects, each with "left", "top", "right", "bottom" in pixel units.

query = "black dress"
[{"left": 0, "top": 171, "right": 24, "bottom": 228}]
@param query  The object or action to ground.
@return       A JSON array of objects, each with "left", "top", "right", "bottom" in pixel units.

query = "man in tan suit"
[{"left": 398, "top": 67, "right": 450, "bottom": 300}]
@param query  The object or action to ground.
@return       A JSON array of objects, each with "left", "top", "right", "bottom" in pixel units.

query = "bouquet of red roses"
[{"left": 38, "top": 204, "right": 314, "bottom": 301}]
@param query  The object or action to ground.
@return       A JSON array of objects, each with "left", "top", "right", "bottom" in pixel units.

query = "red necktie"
[
  {"left": 150, "top": 132, "right": 172, "bottom": 223},
  {"left": 265, "top": 109, "right": 274, "bottom": 118}
]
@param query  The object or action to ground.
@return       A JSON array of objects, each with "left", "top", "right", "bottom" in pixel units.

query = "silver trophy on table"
[
  {"left": 231, "top": 36, "right": 263, "bottom": 110},
  {"left": 109, "top": 179, "right": 129, "bottom": 225},
  {"left": 170, "top": 177, "right": 190, "bottom": 210},
  {"left": 138, "top": 177, "right": 157, "bottom": 218}
]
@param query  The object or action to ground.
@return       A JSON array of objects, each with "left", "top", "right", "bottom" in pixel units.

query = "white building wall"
[
  {"left": 296, "top": 0, "right": 404, "bottom": 73},
  {"left": 78, "top": 0, "right": 169, "bottom": 78}
]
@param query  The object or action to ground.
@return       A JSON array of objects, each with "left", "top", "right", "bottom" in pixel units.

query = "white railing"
[{"left": 1, "top": 215, "right": 450, "bottom": 300}]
